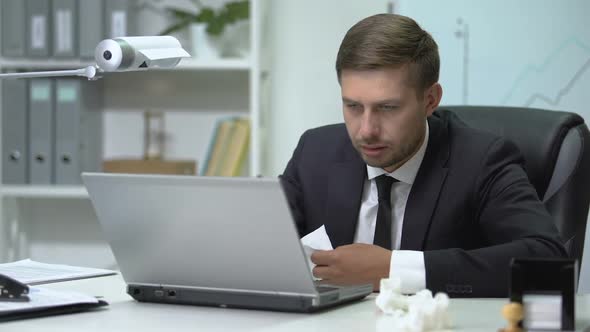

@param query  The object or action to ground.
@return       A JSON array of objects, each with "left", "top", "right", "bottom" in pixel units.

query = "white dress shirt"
[{"left": 353, "top": 122, "right": 429, "bottom": 294}]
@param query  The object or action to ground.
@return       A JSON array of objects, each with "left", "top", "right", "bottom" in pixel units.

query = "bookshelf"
[{"left": 0, "top": 0, "right": 269, "bottom": 267}]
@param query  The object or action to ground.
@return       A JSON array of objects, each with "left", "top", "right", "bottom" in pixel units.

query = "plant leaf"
[
  {"left": 159, "top": 19, "right": 192, "bottom": 36},
  {"left": 160, "top": 1, "right": 250, "bottom": 37},
  {"left": 196, "top": 8, "right": 215, "bottom": 23},
  {"left": 206, "top": 17, "right": 225, "bottom": 36},
  {"left": 166, "top": 8, "right": 197, "bottom": 21},
  {"left": 225, "top": 1, "right": 249, "bottom": 20}
]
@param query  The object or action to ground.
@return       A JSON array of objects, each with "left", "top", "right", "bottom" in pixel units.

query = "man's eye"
[
  {"left": 346, "top": 103, "right": 361, "bottom": 110},
  {"left": 379, "top": 105, "right": 398, "bottom": 111}
]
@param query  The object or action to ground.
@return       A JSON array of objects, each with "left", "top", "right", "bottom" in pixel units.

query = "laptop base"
[{"left": 127, "top": 284, "right": 372, "bottom": 313}]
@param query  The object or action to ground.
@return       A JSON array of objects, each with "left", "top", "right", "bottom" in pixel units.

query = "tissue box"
[{"left": 103, "top": 159, "right": 196, "bottom": 175}]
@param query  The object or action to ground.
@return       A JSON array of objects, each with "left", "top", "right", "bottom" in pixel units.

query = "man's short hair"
[{"left": 336, "top": 14, "right": 440, "bottom": 94}]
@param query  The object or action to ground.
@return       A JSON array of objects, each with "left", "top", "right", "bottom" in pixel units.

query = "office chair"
[{"left": 440, "top": 106, "right": 590, "bottom": 266}]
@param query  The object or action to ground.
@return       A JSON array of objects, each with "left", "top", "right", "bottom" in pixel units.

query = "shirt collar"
[{"left": 366, "top": 121, "right": 429, "bottom": 185}]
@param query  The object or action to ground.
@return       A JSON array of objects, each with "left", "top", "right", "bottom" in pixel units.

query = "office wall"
[
  {"left": 264, "top": 0, "right": 590, "bottom": 176},
  {"left": 396, "top": 0, "right": 590, "bottom": 109},
  {"left": 264, "top": 0, "right": 390, "bottom": 176}
]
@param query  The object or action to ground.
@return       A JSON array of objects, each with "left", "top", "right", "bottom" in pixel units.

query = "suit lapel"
[
  {"left": 400, "top": 114, "right": 450, "bottom": 250},
  {"left": 324, "top": 145, "right": 366, "bottom": 248}
]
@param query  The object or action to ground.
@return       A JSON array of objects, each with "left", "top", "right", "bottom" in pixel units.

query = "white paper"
[
  {"left": 300, "top": 225, "right": 333, "bottom": 278},
  {"left": 301, "top": 225, "right": 333, "bottom": 251},
  {"left": 0, "top": 287, "right": 98, "bottom": 314},
  {"left": 0, "top": 259, "right": 116, "bottom": 285}
]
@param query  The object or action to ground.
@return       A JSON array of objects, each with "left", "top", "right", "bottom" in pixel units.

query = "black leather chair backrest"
[{"left": 440, "top": 106, "right": 590, "bottom": 264}]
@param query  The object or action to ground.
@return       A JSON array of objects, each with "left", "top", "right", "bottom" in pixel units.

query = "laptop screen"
[{"left": 83, "top": 173, "right": 317, "bottom": 295}]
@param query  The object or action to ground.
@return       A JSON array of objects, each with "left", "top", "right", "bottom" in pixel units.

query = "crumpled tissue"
[{"left": 376, "top": 278, "right": 451, "bottom": 332}]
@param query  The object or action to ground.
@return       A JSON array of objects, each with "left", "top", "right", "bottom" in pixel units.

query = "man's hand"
[{"left": 311, "top": 243, "right": 392, "bottom": 290}]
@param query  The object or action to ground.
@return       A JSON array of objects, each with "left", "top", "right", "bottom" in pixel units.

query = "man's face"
[{"left": 341, "top": 66, "right": 438, "bottom": 172}]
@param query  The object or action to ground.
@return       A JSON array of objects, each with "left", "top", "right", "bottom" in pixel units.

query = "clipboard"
[
  {"left": 0, "top": 299, "right": 108, "bottom": 322},
  {"left": 0, "top": 273, "right": 29, "bottom": 301},
  {"left": 0, "top": 278, "right": 109, "bottom": 322}
]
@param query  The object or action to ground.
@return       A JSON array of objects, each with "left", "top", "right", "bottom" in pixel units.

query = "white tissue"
[
  {"left": 301, "top": 225, "right": 333, "bottom": 250},
  {"left": 300, "top": 225, "right": 333, "bottom": 278},
  {"left": 376, "top": 278, "right": 451, "bottom": 332}
]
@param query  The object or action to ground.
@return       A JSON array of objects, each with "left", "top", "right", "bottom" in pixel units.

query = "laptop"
[{"left": 82, "top": 173, "right": 372, "bottom": 312}]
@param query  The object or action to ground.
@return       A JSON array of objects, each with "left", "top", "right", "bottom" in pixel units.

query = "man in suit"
[{"left": 280, "top": 13, "right": 567, "bottom": 297}]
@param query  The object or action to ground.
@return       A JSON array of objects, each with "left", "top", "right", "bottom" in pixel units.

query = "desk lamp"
[{"left": 0, "top": 36, "right": 191, "bottom": 80}]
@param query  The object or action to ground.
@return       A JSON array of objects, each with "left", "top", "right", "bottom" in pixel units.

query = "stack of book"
[{"left": 202, "top": 117, "right": 250, "bottom": 176}]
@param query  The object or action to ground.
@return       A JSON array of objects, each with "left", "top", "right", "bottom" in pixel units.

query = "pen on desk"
[{"left": 0, "top": 274, "right": 30, "bottom": 302}]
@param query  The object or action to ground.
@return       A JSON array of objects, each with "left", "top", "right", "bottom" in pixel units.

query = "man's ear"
[{"left": 424, "top": 83, "right": 443, "bottom": 116}]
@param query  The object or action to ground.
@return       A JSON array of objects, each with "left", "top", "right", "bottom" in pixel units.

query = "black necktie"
[{"left": 374, "top": 175, "right": 397, "bottom": 249}]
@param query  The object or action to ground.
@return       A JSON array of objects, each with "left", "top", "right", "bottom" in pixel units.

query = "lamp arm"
[{"left": 0, "top": 66, "right": 101, "bottom": 80}]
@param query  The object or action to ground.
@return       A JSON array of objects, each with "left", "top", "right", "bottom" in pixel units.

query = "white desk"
[{"left": 3, "top": 275, "right": 590, "bottom": 332}]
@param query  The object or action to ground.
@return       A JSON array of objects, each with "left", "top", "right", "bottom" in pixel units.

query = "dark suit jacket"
[{"left": 280, "top": 110, "right": 567, "bottom": 297}]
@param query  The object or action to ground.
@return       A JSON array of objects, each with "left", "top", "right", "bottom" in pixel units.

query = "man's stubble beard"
[{"left": 358, "top": 125, "right": 425, "bottom": 170}]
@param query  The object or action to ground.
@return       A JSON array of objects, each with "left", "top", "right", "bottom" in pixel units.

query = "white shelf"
[
  {"left": 1, "top": 186, "right": 89, "bottom": 199},
  {"left": 0, "top": 57, "right": 251, "bottom": 72},
  {"left": 0, "top": 58, "right": 95, "bottom": 70},
  {"left": 176, "top": 58, "right": 251, "bottom": 70}
]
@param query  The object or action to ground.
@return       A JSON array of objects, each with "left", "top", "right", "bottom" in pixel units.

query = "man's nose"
[{"left": 359, "top": 111, "right": 380, "bottom": 139}]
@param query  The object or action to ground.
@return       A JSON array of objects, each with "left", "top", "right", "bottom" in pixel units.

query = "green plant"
[{"left": 160, "top": 0, "right": 249, "bottom": 37}]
